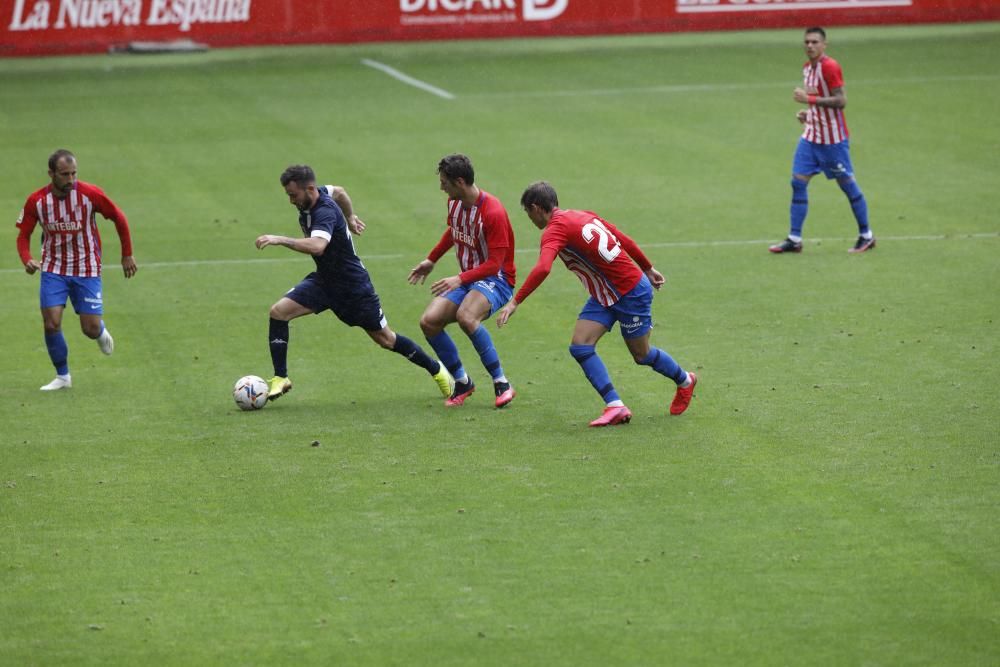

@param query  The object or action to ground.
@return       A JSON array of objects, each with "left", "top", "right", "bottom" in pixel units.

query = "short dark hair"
[
  {"left": 437, "top": 154, "right": 474, "bottom": 185},
  {"left": 520, "top": 181, "right": 559, "bottom": 212},
  {"left": 805, "top": 26, "right": 826, "bottom": 39},
  {"left": 48, "top": 149, "right": 75, "bottom": 171},
  {"left": 280, "top": 164, "right": 316, "bottom": 188}
]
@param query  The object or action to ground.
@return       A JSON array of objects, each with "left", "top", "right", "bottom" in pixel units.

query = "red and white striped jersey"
[
  {"left": 801, "top": 55, "right": 849, "bottom": 145},
  {"left": 515, "top": 209, "right": 652, "bottom": 308},
  {"left": 16, "top": 181, "right": 132, "bottom": 277},
  {"left": 427, "top": 190, "right": 516, "bottom": 287}
]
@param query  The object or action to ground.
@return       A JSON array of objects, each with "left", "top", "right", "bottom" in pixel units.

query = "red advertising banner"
[{"left": 2, "top": 0, "right": 999, "bottom": 58}]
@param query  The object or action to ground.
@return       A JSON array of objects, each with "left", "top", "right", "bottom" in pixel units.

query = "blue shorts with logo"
[
  {"left": 443, "top": 275, "right": 513, "bottom": 317},
  {"left": 286, "top": 273, "right": 387, "bottom": 331},
  {"left": 792, "top": 137, "right": 854, "bottom": 180},
  {"left": 40, "top": 272, "right": 104, "bottom": 315},
  {"left": 578, "top": 274, "right": 654, "bottom": 340}
]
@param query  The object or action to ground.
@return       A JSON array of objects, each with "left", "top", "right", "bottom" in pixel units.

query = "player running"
[
  {"left": 497, "top": 181, "right": 696, "bottom": 427},
  {"left": 256, "top": 165, "right": 453, "bottom": 402},
  {"left": 15, "top": 149, "right": 138, "bottom": 391}
]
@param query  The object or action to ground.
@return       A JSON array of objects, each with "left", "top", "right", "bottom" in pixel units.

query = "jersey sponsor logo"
[
  {"left": 8, "top": 0, "right": 252, "bottom": 33},
  {"left": 452, "top": 229, "right": 479, "bottom": 246},
  {"left": 473, "top": 279, "right": 497, "bottom": 293},
  {"left": 399, "top": 0, "right": 567, "bottom": 25},
  {"left": 621, "top": 316, "right": 646, "bottom": 333},
  {"left": 43, "top": 219, "right": 83, "bottom": 232}
]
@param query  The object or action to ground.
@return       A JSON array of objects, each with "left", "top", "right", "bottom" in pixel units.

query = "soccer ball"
[{"left": 233, "top": 375, "right": 268, "bottom": 411}]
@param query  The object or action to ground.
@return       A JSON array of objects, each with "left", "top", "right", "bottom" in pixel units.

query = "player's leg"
[
  {"left": 420, "top": 294, "right": 470, "bottom": 403},
  {"left": 771, "top": 138, "right": 816, "bottom": 253},
  {"left": 70, "top": 276, "right": 113, "bottom": 354},
  {"left": 457, "top": 281, "right": 515, "bottom": 408},
  {"left": 569, "top": 303, "right": 629, "bottom": 426},
  {"left": 266, "top": 292, "right": 314, "bottom": 400},
  {"left": 789, "top": 175, "right": 811, "bottom": 239},
  {"left": 367, "top": 327, "right": 454, "bottom": 398},
  {"left": 837, "top": 161, "right": 873, "bottom": 252},
  {"left": 364, "top": 311, "right": 455, "bottom": 399},
  {"left": 824, "top": 142, "right": 873, "bottom": 252},
  {"left": 837, "top": 175, "right": 869, "bottom": 229},
  {"left": 38, "top": 273, "right": 72, "bottom": 390},
  {"left": 619, "top": 278, "right": 696, "bottom": 415},
  {"left": 628, "top": 332, "right": 691, "bottom": 384},
  {"left": 626, "top": 335, "right": 697, "bottom": 415},
  {"left": 40, "top": 305, "right": 71, "bottom": 390},
  {"left": 838, "top": 175, "right": 873, "bottom": 252}
]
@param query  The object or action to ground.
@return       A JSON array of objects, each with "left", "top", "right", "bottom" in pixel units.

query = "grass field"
[{"left": 2, "top": 22, "right": 999, "bottom": 666}]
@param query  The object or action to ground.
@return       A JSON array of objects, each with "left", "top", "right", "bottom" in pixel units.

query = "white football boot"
[{"left": 40, "top": 374, "right": 72, "bottom": 391}]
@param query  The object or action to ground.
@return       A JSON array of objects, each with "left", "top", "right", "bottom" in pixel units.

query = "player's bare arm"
[
  {"left": 347, "top": 215, "right": 366, "bottom": 235},
  {"left": 407, "top": 259, "right": 435, "bottom": 285},
  {"left": 255, "top": 234, "right": 329, "bottom": 255},
  {"left": 328, "top": 185, "right": 366, "bottom": 236},
  {"left": 496, "top": 300, "right": 518, "bottom": 328},
  {"left": 430, "top": 275, "right": 462, "bottom": 296},
  {"left": 646, "top": 267, "right": 665, "bottom": 290},
  {"left": 793, "top": 86, "right": 846, "bottom": 109},
  {"left": 122, "top": 256, "right": 138, "bottom": 279}
]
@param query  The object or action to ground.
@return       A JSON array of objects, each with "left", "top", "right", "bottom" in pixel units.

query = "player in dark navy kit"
[{"left": 255, "top": 164, "right": 454, "bottom": 402}]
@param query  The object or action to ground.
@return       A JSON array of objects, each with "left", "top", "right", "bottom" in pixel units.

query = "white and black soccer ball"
[{"left": 233, "top": 375, "right": 268, "bottom": 411}]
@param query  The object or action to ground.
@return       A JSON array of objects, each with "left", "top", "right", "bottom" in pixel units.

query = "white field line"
[
  {"left": 361, "top": 58, "right": 455, "bottom": 100},
  {"left": 463, "top": 74, "right": 1000, "bottom": 99},
  {"left": 2, "top": 232, "right": 994, "bottom": 274}
]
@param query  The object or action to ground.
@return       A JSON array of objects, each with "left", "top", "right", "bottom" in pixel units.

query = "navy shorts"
[
  {"left": 792, "top": 137, "right": 854, "bottom": 180},
  {"left": 285, "top": 273, "right": 388, "bottom": 331}
]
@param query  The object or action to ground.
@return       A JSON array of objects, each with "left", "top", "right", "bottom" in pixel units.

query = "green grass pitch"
[{"left": 1, "top": 22, "right": 998, "bottom": 666}]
